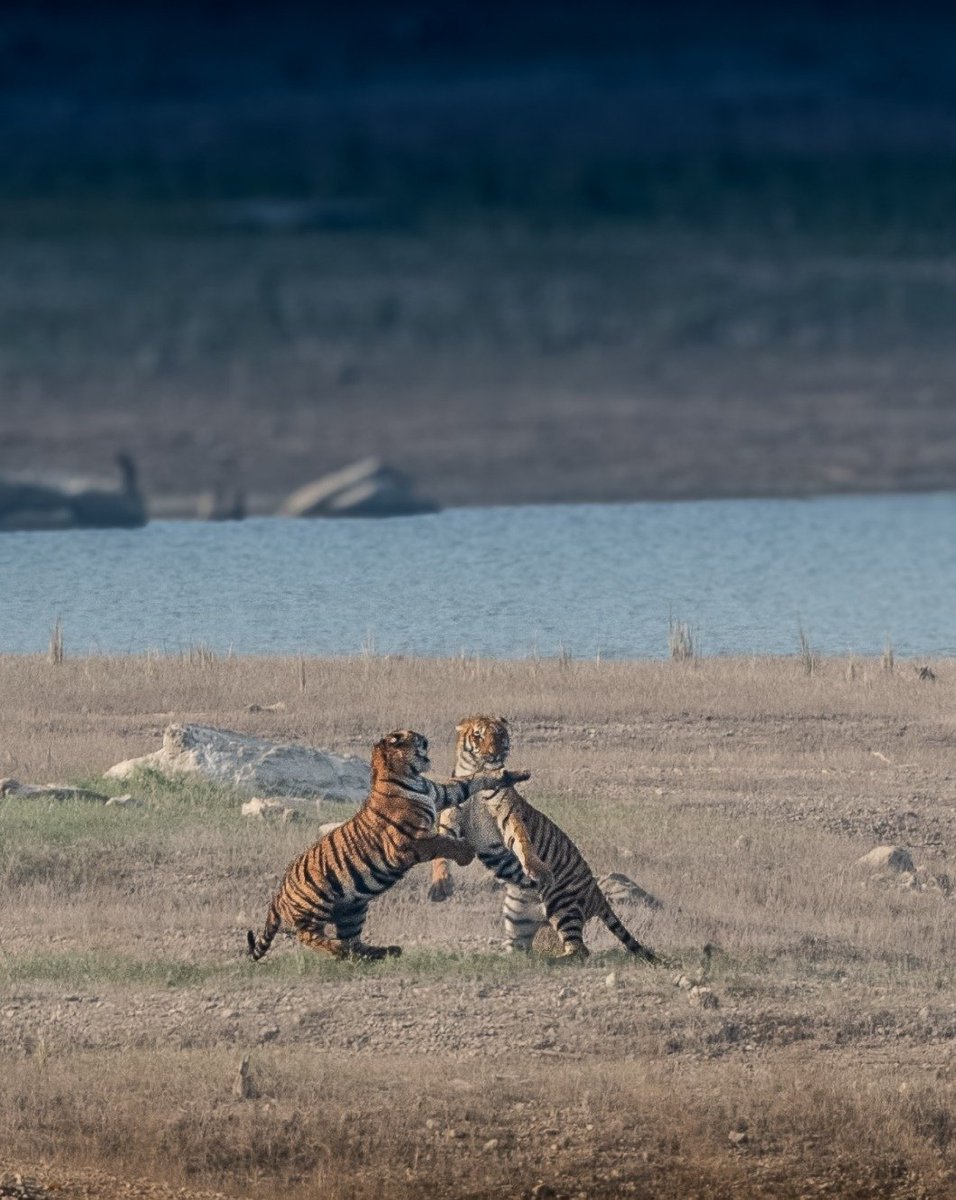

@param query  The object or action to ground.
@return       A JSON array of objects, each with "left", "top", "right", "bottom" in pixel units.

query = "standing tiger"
[
  {"left": 429, "top": 716, "right": 657, "bottom": 961},
  {"left": 247, "top": 728, "right": 530, "bottom": 962}
]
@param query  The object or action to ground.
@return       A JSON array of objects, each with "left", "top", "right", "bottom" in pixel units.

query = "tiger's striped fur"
[
  {"left": 430, "top": 716, "right": 657, "bottom": 961},
  {"left": 247, "top": 728, "right": 530, "bottom": 962}
]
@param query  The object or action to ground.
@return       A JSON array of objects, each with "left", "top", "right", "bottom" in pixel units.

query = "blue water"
[{"left": 1, "top": 494, "right": 954, "bottom": 658}]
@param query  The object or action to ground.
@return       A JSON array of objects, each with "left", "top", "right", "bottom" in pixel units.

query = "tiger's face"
[
  {"left": 377, "top": 729, "right": 431, "bottom": 776},
  {"left": 455, "top": 715, "right": 510, "bottom": 768}
]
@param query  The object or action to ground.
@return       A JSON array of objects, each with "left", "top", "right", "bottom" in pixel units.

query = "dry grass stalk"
[
  {"left": 883, "top": 638, "right": 895, "bottom": 674},
  {"left": 796, "top": 623, "right": 817, "bottom": 676},
  {"left": 47, "top": 619, "right": 64, "bottom": 666},
  {"left": 667, "top": 616, "right": 695, "bottom": 662}
]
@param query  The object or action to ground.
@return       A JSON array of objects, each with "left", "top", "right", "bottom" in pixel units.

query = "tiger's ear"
[
  {"left": 455, "top": 718, "right": 472, "bottom": 735},
  {"left": 387, "top": 732, "right": 402, "bottom": 746},
  {"left": 497, "top": 716, "right": 509, "bottom": 728}
]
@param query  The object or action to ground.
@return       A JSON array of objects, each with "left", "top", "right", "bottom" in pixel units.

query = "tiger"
[
  {"left": 247, "top": 728, "right": 530, "bottom": 962},
  {"left": 429, "top": 716, "right": 657, "bottom": 961}
]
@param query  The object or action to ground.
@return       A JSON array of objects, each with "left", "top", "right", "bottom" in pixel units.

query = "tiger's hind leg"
[
  {"left": 293, "top": 927, "right": 355, "bottom": 959},
  {"left": 334, "top": 906, "right": 402, "bottom": 962},
  {"left": 502, "top": 881, "right": 546, "bottom": 952},
  {"left": 546, "top": 904, "right": 590, "bottom": 959}
]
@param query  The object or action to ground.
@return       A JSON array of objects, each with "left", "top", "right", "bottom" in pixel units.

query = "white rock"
[
  {"left": 104, "top": 794, "right": 142, "bottom": 808},
  {"left": 241, "top": 797, "right": 300, "bottom": 822},
  {"left": 857, "top": 845, "right": 915, "bottom": 874},
  {"left": 106, "top": 724, "right": 369, "bottom": 804}
]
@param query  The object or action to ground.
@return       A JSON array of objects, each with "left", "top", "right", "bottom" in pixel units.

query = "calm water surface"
[{"left": 1, "top": 494, "right": 954, "bottom": 658}]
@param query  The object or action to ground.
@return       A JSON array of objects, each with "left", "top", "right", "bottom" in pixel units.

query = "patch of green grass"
[
  {"left": 0, "top": 950, "right": 225, "bottom": 989},
  {"left": 242, "top": 942, "right": 669, "bottom": 984},
  {"left": 73, "top": 768, "right": 250, "bottom": 815}
]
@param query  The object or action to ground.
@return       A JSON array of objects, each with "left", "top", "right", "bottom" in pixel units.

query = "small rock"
[
  {"left": 425, "top": 1118, "right": 438, "bottom": 1131},
  {"left": 858, "top": 845, "right": 915, "bottom": 874},
  {"left": 728, "top": 1129, "right": 749, "bottom": 1146},
  {"left": 232, "top": 1056, "right": 258, "bottom": 1100},
  {"left": 674, "top": 974, "right": 694, "bottom": 990},
  {"left": 688, "top": 985, "right": 719, "bottom": 1009},
  {"left": 444, "top": 1127, "right": 466, "bottom": 1140},
  {"left": 605, "top": 972, "right": 618, "bottom": 988},
  {"left": 483, "top": 1138, "right": 500, "bottom": 1152},
  {"left": 242, "top": 797, "right": 300, "bottom": 822},
  {"left": 104, "top": 793, "right": 142, "bottom": 808},
  {"left": 258, "top": 1025, "right": 280, "bottom": 1043}
]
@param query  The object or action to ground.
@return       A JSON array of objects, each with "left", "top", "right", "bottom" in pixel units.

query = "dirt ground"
[{"left": 1, "top": 655, "right": 955, "bottom": 1198}]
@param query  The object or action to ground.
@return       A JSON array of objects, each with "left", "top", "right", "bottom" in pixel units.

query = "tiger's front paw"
[
  {"left": 500, "top": 767, "right": 530, "bottom": 787},
  {"left": 428, "top": 876, "right": 455, "bottom": 902},
  {"left": 449, "top": 843, "right": 475, "bottom": 867}
]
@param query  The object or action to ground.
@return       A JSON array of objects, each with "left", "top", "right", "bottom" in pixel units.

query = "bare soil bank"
[
  {"left": 4, "top": 221, "right": 956, "bottom": 514},
  {"left": 5, "top": 9, "right": 956, "bottom": 510},
  {"left": 1, "top": 654, "right": 955, "bottom": 1198}
]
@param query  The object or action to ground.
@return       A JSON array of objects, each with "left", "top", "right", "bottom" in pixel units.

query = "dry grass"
[{"left": 1, "top": 653, "right": 955, "bottom": 1197}]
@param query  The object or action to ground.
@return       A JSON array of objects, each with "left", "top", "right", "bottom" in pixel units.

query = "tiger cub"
[
  {"left": 247, "top": 728, "right": 530, "bottom": 962},
  {"left": 430, "top": 716, "right": 657, "bottom": 961}
]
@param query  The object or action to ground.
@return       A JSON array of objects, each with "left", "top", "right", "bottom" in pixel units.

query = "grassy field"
[{"left": 1, "top": 653, "right": 954, "bottom": 1198}]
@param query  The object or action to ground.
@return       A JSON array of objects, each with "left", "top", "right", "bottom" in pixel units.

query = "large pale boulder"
[
  {"left": 857, "top": 845, "right": 915, "bottom": 874},
  {"left": 105, "top": 724, "right": 369, "bottom": 804}
]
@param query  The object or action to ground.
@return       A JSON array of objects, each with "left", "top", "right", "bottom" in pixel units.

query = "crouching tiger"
[
  {"left": 247, "top": 728, "right": 530, "bottom": 962},
  {"left": 429, "top": 716, "right": 657, "bottom": 962}
]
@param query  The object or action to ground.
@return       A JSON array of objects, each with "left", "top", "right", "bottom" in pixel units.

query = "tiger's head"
[
  {"left": 454, "top": 715, "right": 510, "bottom": 774},
  {"left": 373, "top": 729, "right": 431, "bottom": 778}
]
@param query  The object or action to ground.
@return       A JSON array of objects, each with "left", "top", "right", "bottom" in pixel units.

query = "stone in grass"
[
  {"left": 241, "top": 796, "right": 301, "bottom": 823},
  {"left": 688, "top": 985, "right": 719, "bottom": 1009},
  {"left": 232, "top": 1056, "right": 258, "bottom": 1101},
  {"left": 857, "top": 845, "right": 915, "bottom": 874},
  {"left": 104, "top": 793, "right": 141, "bottom": 808},
  {"left": 106, "top": 723, "right": 370, "bottom": 805}
]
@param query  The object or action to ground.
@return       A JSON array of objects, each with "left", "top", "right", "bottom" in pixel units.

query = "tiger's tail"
[
  {"left": 247, "top": 899, "right": 282, "bottom": 962},
  {"left": 600, "top": 897, "right": 658, "bottom": 963}
]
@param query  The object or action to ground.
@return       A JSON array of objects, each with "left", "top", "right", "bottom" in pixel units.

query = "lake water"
[{"left": 1, "top": 494, "right": 954, "bottom": 659}]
